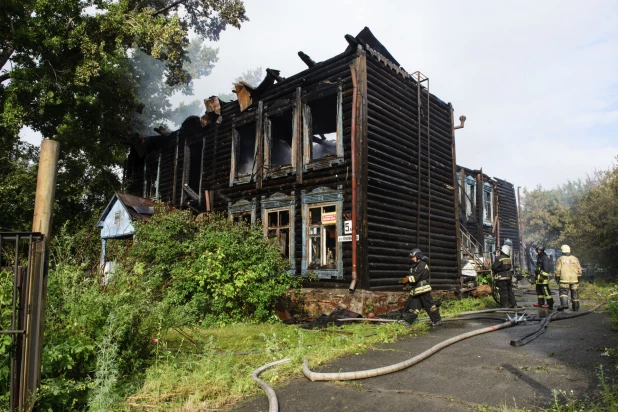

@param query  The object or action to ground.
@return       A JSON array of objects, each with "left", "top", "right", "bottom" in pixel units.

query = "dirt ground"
[{"left": 234, "top": 287, "right": 618, "bottom": 411}]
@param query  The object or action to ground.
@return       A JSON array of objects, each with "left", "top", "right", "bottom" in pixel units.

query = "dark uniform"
[
  {"left": 401, "top": 255, "right": 442, "bottom": 325},
  {"left": 492, "top": 252, "right": 517, "bottom": 308},
  {"left": 534, "top": 249, "right": 554, "bottom": 308}
]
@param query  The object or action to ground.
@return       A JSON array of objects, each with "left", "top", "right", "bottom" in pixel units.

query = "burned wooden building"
[
  {"left": 124, "top": 27, "right": 466, "bottom": 292},
  {"left": 456, "top": 166, "right": 522, "bottom": 268}
]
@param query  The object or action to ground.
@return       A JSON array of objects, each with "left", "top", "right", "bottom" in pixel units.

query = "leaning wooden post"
[{"left": 24, "top": 139, "right": 60, "bottom": 410}]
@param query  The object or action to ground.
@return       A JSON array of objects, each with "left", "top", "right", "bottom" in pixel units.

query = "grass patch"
[
  {"left": 123, "top": 320, "right": 426, "bottom": 410},
  {"left": 440, "top": 295, "right": 498, "bottom": 316},
  {"left": 578, "top": 279, "right": 618, "bottom": 301}
]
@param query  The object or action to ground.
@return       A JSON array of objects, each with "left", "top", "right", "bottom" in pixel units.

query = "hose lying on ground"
[
  {"left": 303, "top": 320, "right": 517, "bottom": 381},
  {"left": 510, "top": 301, "right": 606, "bottom": 346},
  {"left": 338, "top": 307, "right": 530, "bottom": 324},
  {"left": 510, "top": 312, "right": 557, "bottom": 346},
  {"left": 251, "top": 358, "right": 290, "bottom": 412}
]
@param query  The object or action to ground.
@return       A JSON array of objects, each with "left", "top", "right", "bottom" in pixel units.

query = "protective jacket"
[
  {"left": 492, "top": 252, "right": 512, "bottom": 280},
  {"left": 555, "top": 253, "right": 582, "bottom": 284},
  {"left": 535, "top": 252, "right": 551, "bottom": 285},
  {"left": 405, "top": 259, "right": 432, "bottom": 296}
]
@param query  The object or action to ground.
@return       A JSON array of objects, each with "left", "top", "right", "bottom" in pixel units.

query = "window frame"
[
  {"left": 230, "top": 113, "right": 259, "bottom": 186},
  {"left": 263, "top": 99, "right": 297, "bottom": 180},
  {"left": 228, "top": 198, "right": 257, "bottom": 224},
  {"left": 301, "top": 186, "right": 344, "bottom": 279},
  {"left": 464, "top": 175, "right": 476, "bottom": 221},
  {"left": 143, "top": 151, "right": 160, "bottom": 200},
  {"left": 482, "top": 182, "right": 494, "bottom": 226},
  {"left": 261, "top": 192, "right": 296, "bottom": 270},
  {"left": 302, "top": 82, "right": 344, "bottom": 171}
]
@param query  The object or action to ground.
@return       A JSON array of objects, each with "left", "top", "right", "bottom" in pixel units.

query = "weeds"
[{"left": 124, "top": 321, "right": 425, "bottom": 410}]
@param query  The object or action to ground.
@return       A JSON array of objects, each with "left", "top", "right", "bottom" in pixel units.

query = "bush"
[{"left": 129, "top": 208, "right": 295, "bottom": 325}]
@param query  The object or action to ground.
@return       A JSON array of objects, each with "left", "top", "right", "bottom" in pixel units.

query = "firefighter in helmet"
[
  {"left": 492, "top": 244, "right": 517, "bottom": 308},
  {"left": 555, "top": 244, "right": 582, "bottom": 311},
  {"left": 400, "top": 248, "right": 443, "bottom": 326},
  {"left": 533, "top": 245, "right": 554, "bottom": 309}
]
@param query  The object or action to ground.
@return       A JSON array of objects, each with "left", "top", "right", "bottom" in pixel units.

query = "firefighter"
[
  {"left": 492, "top": 244, "right": 517, "bottom": 308},
  {"left": 533, "top": 245, "right": 554, "bottom": 309},
  {"left": 400, "top": 248, "right": 443, "bottom": 327},
  {"left": 555, "top": 244, "right": 582, "bottom": 311}
]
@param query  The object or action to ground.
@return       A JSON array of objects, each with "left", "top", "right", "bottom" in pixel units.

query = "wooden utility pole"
[{"left": 22, "top": 139, "right": 59, "bottom": 410}]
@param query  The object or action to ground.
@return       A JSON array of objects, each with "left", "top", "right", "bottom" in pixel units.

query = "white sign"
[
  {"left": 344, "top": 220, "right": 352, "bottom": 235},
  {"left": 338, "top": 235, "right": 359, "bottom": 242}
]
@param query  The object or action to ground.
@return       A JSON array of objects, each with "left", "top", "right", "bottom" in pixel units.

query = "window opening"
[
  {"left": 268, "top": 110, "right": 293, "bottom": 169},
  {"left": 237, "top": 123, "right": 257, "bottom": 175},
  {"left": 232, "top": 212, "right": 252, "bottom": 225},
  {"left": 266, "top": 209, "right": 290, "bottom": 258},
  {"left": 308, "top": 204, "right": 337, "bottom": 269},
  {"left": 483, "top": 186, "right": 493, "bottom": 224},
  {"left": 465, "top": 182, "right": 475, "bottom": 219},
  {"left": 188, "top": 142, "right": 202, "bottom": 192},
  {"left": 308, "top": 94, "right": 337, "bottom": 160}
]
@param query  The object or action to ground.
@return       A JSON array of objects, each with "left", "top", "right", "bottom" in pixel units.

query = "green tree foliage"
[
  {"left": 0, "top": 142, "right": 38, "bottom": 230},
  {"left": 0, "top": 0, "right": 247, "bottom": 230},
  {"left": 566, "top": 165, "right": 618, "bottom": 271},
  {"left": 522, "top": 159, "right": 618, "bottom": 271}
]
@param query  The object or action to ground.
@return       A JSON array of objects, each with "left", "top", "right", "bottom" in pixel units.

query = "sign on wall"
[
  {"left": 322, "top": 212, "right": 337, "bottom": 225},
  {"left": 344, "top": 220, "right": 352, "bottom": 234}
]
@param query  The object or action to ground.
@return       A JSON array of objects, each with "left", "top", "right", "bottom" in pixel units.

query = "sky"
[{"left": 20, "top": 0, "right": 618, "bottom": 190}]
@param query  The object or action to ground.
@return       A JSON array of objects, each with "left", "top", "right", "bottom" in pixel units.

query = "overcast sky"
[{"left": 21, "top": 0, "right": 618, "bottom": 190}]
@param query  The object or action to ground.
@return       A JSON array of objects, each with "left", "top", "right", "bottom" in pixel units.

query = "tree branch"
[{"left": 153, "top": 0, "right": 189, "bottom": 16}]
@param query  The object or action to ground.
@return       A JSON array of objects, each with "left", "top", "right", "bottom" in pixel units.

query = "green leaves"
[
  {"left": 522, "top": 159, "right": 618, "bottom": 271},
  {"left": 1, "top": 0, "right": 245, "bottom": 231}
]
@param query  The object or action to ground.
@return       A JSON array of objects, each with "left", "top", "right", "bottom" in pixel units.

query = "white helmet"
[
  {"left": 501, "top": 245, "right": 511, "bottom": 256},
  {"left": 561, "top": 244, "right": 571, "bottom": 254}
]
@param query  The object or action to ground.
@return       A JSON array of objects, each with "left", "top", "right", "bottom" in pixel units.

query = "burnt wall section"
[
  {"left": 495, "top": 177, "right": 521, "bottom": 262},
  {"left": 365, "top": 57, "right": 459, "bottom": 291},
  {"left": 164, "top": 50, "right": 359, "bottom": 282}
]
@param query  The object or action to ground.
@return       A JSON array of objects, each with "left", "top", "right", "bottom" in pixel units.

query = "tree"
[
  {"left": 218, "top": 66, "right": 263, "bottom": 101},
  {"left": 0, "top": 0, "right": 247, "bottom": 229}
]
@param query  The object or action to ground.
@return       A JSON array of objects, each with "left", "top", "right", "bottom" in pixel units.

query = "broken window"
[
  {"left": 307, "top": 204, "right": 338, "bottom": 269},
  {"left": 302, "top": 84, "right": 343, "bottom": 167},
  {"left": 228, "top": 198, "right": 256, "bottom": 225},
  {"left": 265, "top": 109, "right": 294, "bottom": 170},
  {"left": 465, "top": 182, "right": 475, "bottom": 220},
  {"left": 266, "top": 209, "right": 291, "bottom": 258},
  {"left": 232, "top": 212, "right": 252, "bottom": 225},
  {"left": 143, "top": 153, "right": 160, "bottom": 199},
  {"left": 307, "top": 94, "right": 337, "bottom": 160},
  {"left": 236, "top": 123, "right": 257, "bottom": 176},
  {"left": 187, "top": 141, "right": 203, "bottom": 193},
  {"left": 483, "top": 184, "right": 493, "bottom": 225}
]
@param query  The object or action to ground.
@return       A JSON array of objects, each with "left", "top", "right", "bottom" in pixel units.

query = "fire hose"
[
  {"left": 303, "top": 318, "right": 519, "bottom": 381},
  {"left": 251, "top": 358, "right": 290, "bottom": 412},
  {"left": 304, "top": 302, "right": 606, "bottom": 382}
]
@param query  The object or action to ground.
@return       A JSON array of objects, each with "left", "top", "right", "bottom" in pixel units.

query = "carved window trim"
[
  {"left": 301, "top": 186, "right": 343, "bottom": 279},
  {"left": 228, "top": 198, "right": 257, "bottom": 224},
  {"left": 261, "top": 192, "right": 296, "bottom": 270}
]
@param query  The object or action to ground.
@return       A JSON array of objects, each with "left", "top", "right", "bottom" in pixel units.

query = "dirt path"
[{"left": 235, "top": 296, "right": 617, "bottom": 411}]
